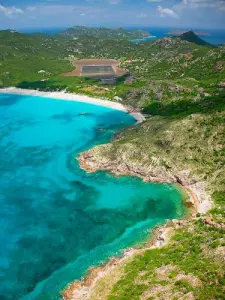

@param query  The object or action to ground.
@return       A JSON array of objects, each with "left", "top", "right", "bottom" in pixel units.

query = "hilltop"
[
  {"left": 179, "top": 30, "right": 213, "bottom": 47},
  {"left": 59, "top": 26, "right": 150, "bottom": 40},
  {"left": 168, "top": 29, "right": 210, "bottom": 36}
]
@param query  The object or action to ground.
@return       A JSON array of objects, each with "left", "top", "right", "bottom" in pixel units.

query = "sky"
[{"left": 0, "top": 0, "right": 225, "bottom": 29}]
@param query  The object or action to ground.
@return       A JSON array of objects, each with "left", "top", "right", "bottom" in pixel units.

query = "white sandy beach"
[
  {"left": 0, "top": 87, "right": 127, "bottom": 110},
  {"left": 0, "top": 87, "right": 145, "bottom": 123}
]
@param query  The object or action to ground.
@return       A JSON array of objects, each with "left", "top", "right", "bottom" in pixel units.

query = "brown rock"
[
  {"left": 204, "top": 216, "right": 214, "bottom": 225},
  {"left": 155, "top": 91, "right": 163, "bottom": 100},
  {"left": 213, "top": 61, "right": 225, "bottom": 72}
]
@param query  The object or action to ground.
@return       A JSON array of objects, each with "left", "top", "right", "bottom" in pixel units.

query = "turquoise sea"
[{"left": 0, "top": 93, "right": 186, "bottom": 299}]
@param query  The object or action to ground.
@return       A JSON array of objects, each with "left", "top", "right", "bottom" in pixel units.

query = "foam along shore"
[{"left": 0, "top": 87, "right": 137, "bottom": 115}]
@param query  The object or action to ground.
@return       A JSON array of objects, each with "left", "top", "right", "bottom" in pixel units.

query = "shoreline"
[
  {"left": 1, "top": 87, "right": 212, "bottom": 298},
  {"left": 63, "top": 218, "right": 191, "bottom": 300},
  {"left": 0, "top": 87, "right": 145, "bottom": 124},
  {"left": 70, "top": 97, "right": 211, "bottom": 298},
  {"left": 78, "top": 153, "right": 211, "bottom": 214},
  {"left": 63, "top": 160, "right": 211, "bottom": 299},
  {"left": 63, "top": 155, "right": 210, "bottom": 299}
]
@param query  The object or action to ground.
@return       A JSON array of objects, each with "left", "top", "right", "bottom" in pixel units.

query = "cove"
[{"left": 0, "top": 93, "right": 186, "bottom": 300}]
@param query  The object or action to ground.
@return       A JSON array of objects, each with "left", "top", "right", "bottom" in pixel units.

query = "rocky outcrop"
[
  {"left": 63, "top": 219, "right": 189, "bottom": 300},
  {"left": 78, "top": 143, "right": 211, "bottom": 214},
  {"left": 213, "top": 61, "right": 225, "bottom": 72},
  {"left": 78, "top": 144, "right": 177, "bottom": 183}
]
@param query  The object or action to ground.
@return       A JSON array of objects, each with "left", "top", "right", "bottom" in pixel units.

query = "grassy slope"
[
  {"left": 0, "top": 31, "right": 143, "bottom": 93},
  {"left": 179, "top": 31, "right": 213, "bottom": 47},
  {"left": 1, "top": 31, "right": 224, "bottom": 102},
  {"left": 79, "top": 97, "right": 225, "bottom": 300},
  {"left": 108, "top": 199, "right": 225, "bottom": 300},
  {"left": 1, "top": 29, "right": 225, "bottom": 299},
  {"left": 59, "top": 26, "right": 149, "bottom": 40},
  {"left": 70, "top": 38, "right": 224, "bottom": 299},
  {"left": 0, "top": 30, "right": 72, "bottom": 87}
]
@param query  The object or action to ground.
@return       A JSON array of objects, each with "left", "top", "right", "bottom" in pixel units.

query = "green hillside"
[
  {"left": 59, "top": 26, "right": 150, "bottom": 40},
  {"left": 179, "top": 30, "right": 213, "bottom": 47},
  {"left": 0, "top": 26, "right": 225, "bottom": 300},
  {"left": 1, "top": 29, "right": 224, "bottom": 97},
  {"left": 73, "top": 43, "right": 225, "bottom": 299},
  {"left": 0, "top": 30, "right": 72, "bottom": 87},
  {"left": 81, "top": 90, "right": 225, "bottom": 299}
]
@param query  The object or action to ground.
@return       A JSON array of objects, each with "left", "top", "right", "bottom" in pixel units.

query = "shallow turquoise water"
[{"left": 0, "top": 93, "right": 186, "bottom": 299}]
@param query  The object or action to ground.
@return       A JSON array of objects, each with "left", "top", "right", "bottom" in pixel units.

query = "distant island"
[
  {"left": 168, "top": 29, "right": 211, "bottom": 36},
  {"left": 60, "top": 26, "right": 150, "bottom": 40}
]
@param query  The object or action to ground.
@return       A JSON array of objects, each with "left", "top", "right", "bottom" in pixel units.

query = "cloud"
[
  {"left": 219, "top": 5, "right": 225, "bottom": 12},
  {"left": 147, "top": 0, "right": 162, "bottom": 2},
  {"left": 137, "top": 12, "right": 147, "bottom": 18},
  {"left": 0, "top": 0, "right": 224, "bottom": 29},
  {"left": 108, "top": 0, "right": 120, "bottom": 4},
  {"left": 0, "top": 5, "right": 24, "bottom": 17},
  {"left": 27, "top": 7, "right": 37, "bottom": 12},
  {"left": 177, "top": 0, "right": 225, "bottom": 12},
  {"left": 85, "top": 0, "right": 120, "bottom": 3},
  {"left": 157, "top": 5, "right": 179, "bottom": 18},
  {"left": 24, "top": 4, "right": 105, "bottom": 17}
]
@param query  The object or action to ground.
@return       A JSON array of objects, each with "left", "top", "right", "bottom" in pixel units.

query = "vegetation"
[
  {"left": 108, "top": 200, "right": 225, "bottom": 300},
  {"left": 1, "top": 28, "right": 224, "bottom": 100},
  {"left": 59, "top": 26, "right": 150, "bottom": 40},
  {"left": 1, "top": 26, "right": 225, "bottom": 299},
  {"left": 0, "top": 30, "right": 71, "bottom": 87},
  {"left": 179, "top": 31, "right": 214, "bottom": 47}
]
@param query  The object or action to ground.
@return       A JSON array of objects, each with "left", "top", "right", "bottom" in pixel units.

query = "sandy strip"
[
  {"left": 0, "top": 87, "right": 128, "bottom": 112},
  {"left": 130, "top": 112, "right": 146, "bottom": 124},
  {"left": 185, "top": 183, "right": 211, "bottom": 214},
  {"left": 0, "top": 87, "right": 146, "bottom": 123}
]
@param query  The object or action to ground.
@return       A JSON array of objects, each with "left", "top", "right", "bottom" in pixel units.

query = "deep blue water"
[
  {"left": 18, "top": 26, "right": 225, "bottom": 45},
  {"left": 127, "top": 27, "right": 225, "bottom": 45},
  {"left": 0, "top": 93, "right": 186, "bottom": 299}
]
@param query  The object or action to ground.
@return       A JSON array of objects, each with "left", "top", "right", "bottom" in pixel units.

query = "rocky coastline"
[
  {"left": 63, "top": 218, "right": 190, "bottom": 300},
  {"left": 78, "top": 148, "right": 211, "bottom": 214},
  {"left": 63, "top": 92, "right": 212, "bottom": 299},
  {"left": 62, "top": 139, "right": 213, "bottom": 299}
]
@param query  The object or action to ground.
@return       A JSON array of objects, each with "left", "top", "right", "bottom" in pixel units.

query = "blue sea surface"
[
  {"left": 126, "top": 27, "right": 225, "bottom": 45},
  {"left": 0, "top": 93, "right": 186, "bottom": 299}
]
